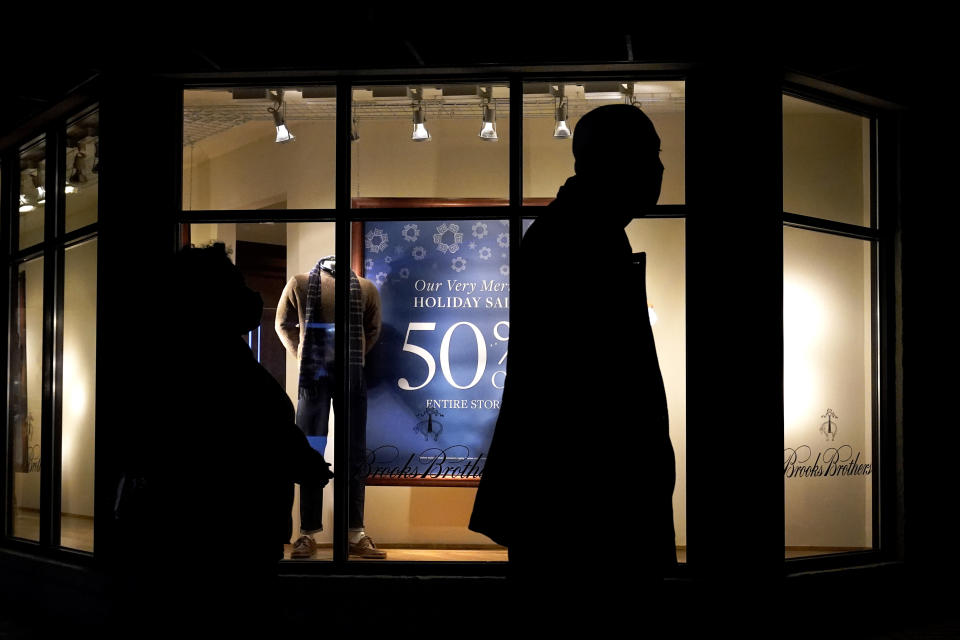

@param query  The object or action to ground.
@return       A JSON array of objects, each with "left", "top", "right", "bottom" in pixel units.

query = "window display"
[{"left": 360, "top": 219, "right": 510, "bottom": 487}]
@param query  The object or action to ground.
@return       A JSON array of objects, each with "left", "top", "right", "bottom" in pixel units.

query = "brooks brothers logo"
[
  {"left": 363, "top": 444, "right": 486, "bottom": 481},
  {"left": 785, "top": 408, "right": 872, "bottom": 479},
  {"left": 820, "top": 408, "right": 839, "bottom": 441},
  {"left": 413, "top": 406, "right": 444, "bottom": 442}
]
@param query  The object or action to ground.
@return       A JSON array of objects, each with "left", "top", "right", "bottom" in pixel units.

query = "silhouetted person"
[
  {"left": 469, "top": 104, "right": 677, "bottom": 626},
  {"left": 111, "top": 243, "right": 333, "bottom": 638}
]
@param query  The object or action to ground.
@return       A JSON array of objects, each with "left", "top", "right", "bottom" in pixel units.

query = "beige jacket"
[{"left": 275, "top": 270, "right": 382, "bottom": 366}]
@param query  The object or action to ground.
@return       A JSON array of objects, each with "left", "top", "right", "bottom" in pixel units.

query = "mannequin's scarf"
[{"left": 299, "top": 256, "right": 364, "bottom": 398}]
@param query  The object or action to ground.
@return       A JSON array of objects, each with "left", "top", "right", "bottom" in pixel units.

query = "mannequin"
[{"left": 275, "top": 255, "right": 385, "bottom": 559}]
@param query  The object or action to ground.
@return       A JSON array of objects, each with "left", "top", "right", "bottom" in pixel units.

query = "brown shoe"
[
  {"left": 349, "top": 535, "right": 387, "bottom": 559},
  {"left": 291, "top": 535, "right": 317, "bottom": 559}
]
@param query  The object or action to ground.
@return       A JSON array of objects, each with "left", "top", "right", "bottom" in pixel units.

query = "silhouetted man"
[
  {"left": 113, "top": 244, "right": 333, "bottom": 638},
  {"left": 469, "top": 104, "right": 677, "bottom": 622}
]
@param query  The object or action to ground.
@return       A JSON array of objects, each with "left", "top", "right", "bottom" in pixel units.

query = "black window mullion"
[
  {"left": 876, "top": 111, "right": 903, "bottom": 562},
  {"left": 332, "top": 78, "right": 353, "bottom": 568},
  {"left": 39, "top": 125, "right": 63, "bottom": 548},
  {"left": 1, "top": 149, "right": 12, "bottom": 540}
]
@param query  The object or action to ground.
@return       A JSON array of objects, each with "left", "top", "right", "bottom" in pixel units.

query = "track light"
[
  {"left": 350, "top": 106, "right": 360, "bottom": 141},
  {"left": 36, "top": 162, "right": 46, "bottom": 204},
  {"left": 478, "top": 86, "right": 498, "bottom": 141},
  {"left": 552, "top": 85, "right": 571, "bottom": 139},
  {"left": 268, "top": 89, "right": 295, "bottom": 143},
  {"left": 409, "top": 88, "right": 430, "bottom": 142},
  {"left": 19, "top": 170, "right": 37, "bottom": 213}
]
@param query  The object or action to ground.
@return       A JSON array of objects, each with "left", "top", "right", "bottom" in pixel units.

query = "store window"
[
  {"left": 351, "top": 215, "right": 511, "bottom": 562},
  {"left": 181, "top": 77, "right": 687, "bottom": 565},
  {"left": 182, "top": 87, "right": 337, "bottom": 210},
  {"left": 185, "top": 221, "right": 338, "bottom": 560},
  {"left": 5, "top": 106, "right": 99, "bottom": 552},
  {"left": 522, "top": 80, "right": 685, "bottom": 204},
  {"left": 351, "top": 84, "right": 509, "bottom": 206},
  {"left": 783, "top": 95, "right": 877, "bottom": 559},
  {"left": 783, "top": 95, "right": 872, "bottom": 227}
]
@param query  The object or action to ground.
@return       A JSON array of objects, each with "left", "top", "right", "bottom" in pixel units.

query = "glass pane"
[
  {"left": 351, "top": 83, "right": 509, "bottom": 205},
  {"left": 784, "top": 227, "right": 874, "bottom": 558},
  {"left": 65, "top": 111, "right": 99, "bottom": 232},
  {"left": 183, "top": 87, "right": 336, "bottom": 210},
  {"left": 626, "top": 217, "right": 686, "bottom": 563},
  {"left": 352, "top": 218, "right": 511, "bottom": 561},
  {"left": 61, "top": 239, "right": 97, "bottom": 551},
  {"left": 783, "top": 95, "right": 872, "bottom": 227},
  {"left": 187, "top": 222, "right": 337, "bottom": 560},
  {"left": 9, "top": 257, "right": 44, "bottom": 541},
  {"left": 19, "top": 138, "right": 45, "bottom": 248},
  {"left": 523, "top": 80, "right": 685, "bottom": 205}
]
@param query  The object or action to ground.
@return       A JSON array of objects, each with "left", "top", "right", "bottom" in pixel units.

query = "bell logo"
[{"left": 820, "top": 409, "right": 839, "bottom": 442}]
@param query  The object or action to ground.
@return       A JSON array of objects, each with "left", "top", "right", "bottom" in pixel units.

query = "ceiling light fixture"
[
  {"left": 268, "top": 89, "right": 295, "bottom": 143},
  {"left": 19, "top": 170, "right": 37, "bottom": 213},
  {"left": 409, "top": 87, "right": 431, "bottom": 142},
  {"left": 478, "top": 86, "right": 498, "bottom": 142},
  {"left": 552, "top": 85, "right": 571, "bottom": 139},
  {"left": 350, "top": 104, "right": 360, "bottom": 141}
]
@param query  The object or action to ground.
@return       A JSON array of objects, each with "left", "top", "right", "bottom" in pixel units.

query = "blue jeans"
[{"left": 295, "top": 370, "right": 366, "bottom": 532}]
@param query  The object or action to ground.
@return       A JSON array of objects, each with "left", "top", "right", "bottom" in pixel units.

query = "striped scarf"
[{"left": 299, "top": 256, "right": 364, "bottom": 398}]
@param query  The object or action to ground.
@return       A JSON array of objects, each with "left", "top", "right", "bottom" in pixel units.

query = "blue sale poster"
[{"left": 362, "top": 220, "right": 512, "bottom": 484}]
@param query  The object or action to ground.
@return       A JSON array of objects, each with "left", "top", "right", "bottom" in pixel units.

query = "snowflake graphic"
[
  {"left": 399, "top": 268, "right": 410, "bottom": 279},
  {"left": 500, "top": 219, "right": 509, "bottom": 226},
  {"left": 468, "top": 241, "right": 477, "bottom": 251},
  {"left": 401, "top": 223, "right": 420, "bottom": 242},
  {"left": 499, "top": 264, "right": 510, "bottom": 276},
  {"left": 364, "top": 258, "right": 374, "bottom": 272},
  {"left": 384, "top": 256, "right": 393, "bottom": 264},
  {"left": 433, "top": 223, "right": 464, "bottom": 254},
  {"left": 412, "top": 246, "right": 427, "bottom": 260},
  {"left": 472, "top": 221, "right": 489, "bottom": 239},
  {"left": 451, "top": 257, "right": 467, "bottom": 272},
  {"left": 478, "top": 246, "right": 492, "bottom": 260},
  {"left": 365, "top": 228, "right": 389, "bottom": 254},
  {"left": 496, "top": 232, "right": 509, "bottom": 248},
  {"left": 375, "top": 272, "right": 388, "bottom": 285},
  {"left": 501, "top": 253, "right": 507, "bottom": 258}
]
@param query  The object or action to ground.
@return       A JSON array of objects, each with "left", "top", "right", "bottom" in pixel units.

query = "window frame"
[
  {"left": 1, "top": 100, "right": 101, "bottom": 563},
  {"left": 780, "top": 80, "right": 902, "bottom": 573}
]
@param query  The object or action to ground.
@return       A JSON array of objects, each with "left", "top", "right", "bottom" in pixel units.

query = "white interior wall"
[
  {"left": 61, "top": 238, "right": 98, "bottom": 518},
  {"left": 782, "top": 100, "right": 874, "bottom": 549}
]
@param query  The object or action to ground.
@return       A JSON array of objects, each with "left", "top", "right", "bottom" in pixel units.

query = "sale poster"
[{"left": 362, "top": 219, "right": 512, "bottom": 484}]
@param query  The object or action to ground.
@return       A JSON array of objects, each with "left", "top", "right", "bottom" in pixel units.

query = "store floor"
[{"left": 12, "top": 511, "right": 93, "bottom": 552}]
